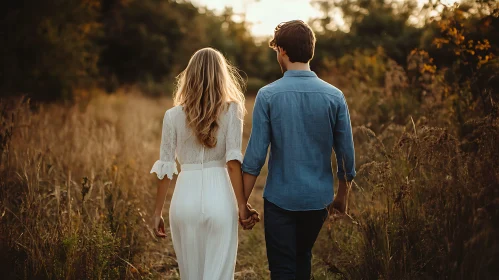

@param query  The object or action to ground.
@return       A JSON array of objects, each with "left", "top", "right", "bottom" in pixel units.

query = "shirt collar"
[{"left": 283, "top": 70, "right": 317, "bottom": 78}]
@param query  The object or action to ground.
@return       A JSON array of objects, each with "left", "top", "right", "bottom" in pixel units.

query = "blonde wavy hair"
[{"left": 173, "top": 48, "right": 246, "bottom": 148}]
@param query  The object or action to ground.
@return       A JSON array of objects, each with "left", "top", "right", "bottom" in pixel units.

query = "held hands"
[
  {"left": 153, "top": 203, "right": 260, "bottom": 238},
  {"left": 238, "top": 203, "right": 260, "bottom": 230}
]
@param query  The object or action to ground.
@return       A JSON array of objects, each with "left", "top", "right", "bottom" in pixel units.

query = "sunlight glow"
[
  {"left": 193, "top": 0, "right": 461, "bottom": 37},
  {"left": 193, "top": 0, "right": 322, "bottom": 38}
]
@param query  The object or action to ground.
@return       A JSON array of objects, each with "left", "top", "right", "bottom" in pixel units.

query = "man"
[{"left": 241, "top": 20, "right": 356, "bottom": 280}]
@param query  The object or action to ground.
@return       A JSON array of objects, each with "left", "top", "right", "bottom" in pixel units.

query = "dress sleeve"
[
  {"left": 225, "top": 102, "right": 244, "bottom": 163},
  {"left": 150, "top": 110, "right": 178, "bottom": 180}
]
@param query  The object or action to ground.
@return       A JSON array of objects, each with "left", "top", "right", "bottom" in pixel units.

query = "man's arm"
[
  {"left": 242, "top": 90, "right": 271, "bottom": 201},
  {"left": 243, "top": 172, "right": 258, "bottom": 201},
  {"left": 331, "top": 96, "right": 356, "bottom": 213}
]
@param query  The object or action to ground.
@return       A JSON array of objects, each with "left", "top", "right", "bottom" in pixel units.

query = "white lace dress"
[{"left": 150, "top": 102, "right": 243, "bottom": 280}]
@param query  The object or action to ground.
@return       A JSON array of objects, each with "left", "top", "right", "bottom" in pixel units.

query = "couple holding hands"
[{"left": 151, "top": 20, "right": 355, "bottom": 280}]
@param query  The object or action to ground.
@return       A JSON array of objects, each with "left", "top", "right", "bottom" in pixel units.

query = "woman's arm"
[
  {"left": 226, "top": 103, "right": 258, "bottom": 229},
  {"left": 153, "top": 177, "right": 171, "bottom": 238},
  {"left": 227, "top": 160, "right": 250, "bottom": 214},
  {"left": 154, "top": 177, "right": 171, "bottom": 217},
  {"left": 150, "top": 110, "right": 177, "bottom": 238},
  {"left": 227, "top": 160, "right": 257, "bottom": 229}
]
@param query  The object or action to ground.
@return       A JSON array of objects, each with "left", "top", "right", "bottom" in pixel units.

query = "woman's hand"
[{"left": 154, "top": 216, "right": 167, "bottom": 238}]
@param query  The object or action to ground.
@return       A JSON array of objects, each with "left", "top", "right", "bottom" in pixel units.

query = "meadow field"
[
  {"left": 0, "top": 1, "right": 498, "bottom": 278},
  {"left": 1, "top": 86, "right": 497, "bottom": 279}
]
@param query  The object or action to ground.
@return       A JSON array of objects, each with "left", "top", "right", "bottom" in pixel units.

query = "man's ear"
[{"left": 278, "top": 47, "right": 287, "bottom": 57}]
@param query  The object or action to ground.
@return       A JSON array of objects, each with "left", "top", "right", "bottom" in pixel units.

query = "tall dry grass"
[
  {"left": 1, "top": 89, "right": 498, "bottom": 279},
  {"left": 0, "top": 93, "right": 180, "bottom": 279},
  {"left": 314, "top": 117, "right": 499, "bottom": 279}
]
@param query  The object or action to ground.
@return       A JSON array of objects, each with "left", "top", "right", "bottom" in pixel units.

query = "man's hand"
[
  {"left": 239, "top": 203, "right": 260, "bottom": 230},
  {"left": 329, "top": 180, "right": 351, "bottom": 217},
  {"left": 330, "top": 192, "right": 347, "bottom": 214}
]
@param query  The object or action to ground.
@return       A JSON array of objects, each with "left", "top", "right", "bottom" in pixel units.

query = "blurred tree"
[
  {"left": 0, "top": 0, "right": 278, "bottom": 99},
  {"left": 2, "top": 0, "right": 495, "bottom": 103},
  {"left": 311, "top": 0, "right": 422, "bottom": 69},
  {"left": 98, "top": 1, "right": 276, "bottom": 95},
  {"left": 0, "top": 0, "right": 101, "bottom": 101},
  {"left": 420, "top": 2, "right": 499, "bottom": 133},
  {"left": 98, "top": 0, "right": 195, "bottom": 91}
]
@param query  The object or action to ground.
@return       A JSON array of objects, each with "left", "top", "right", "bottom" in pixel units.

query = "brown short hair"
[{"left": 269, "top": 20, "right": 316, "bottom": 63}]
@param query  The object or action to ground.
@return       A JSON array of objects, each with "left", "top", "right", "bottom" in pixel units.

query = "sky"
[
  {"left": 192, "top": 0, "right": 460, "bottom": 37},
  {"left": 192, "top": 0, "right": 323, "bottom": 37}
]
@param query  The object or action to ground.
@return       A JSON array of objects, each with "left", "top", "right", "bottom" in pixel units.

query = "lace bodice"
[{"left": 151, "top": 102, "right": 243, "bottom": 180}]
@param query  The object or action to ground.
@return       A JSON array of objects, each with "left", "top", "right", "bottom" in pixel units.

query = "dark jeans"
[{"left": 264, "top": 199, "right": 328, "bottom": 280}]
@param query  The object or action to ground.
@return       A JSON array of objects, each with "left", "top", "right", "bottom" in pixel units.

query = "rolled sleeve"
[
  {"left": 242, "top": 90, "right": 271, "bottom": 176},
  {"left": 333, "top": 96, "right": 356, "bottom": 181},
  {"left": 241, "top": 163, "right": 262, "bottom": 176}
]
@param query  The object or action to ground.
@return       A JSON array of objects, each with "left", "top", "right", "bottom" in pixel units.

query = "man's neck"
[{"left": 285, "top": 62, "right": 311, "bottom": 71}]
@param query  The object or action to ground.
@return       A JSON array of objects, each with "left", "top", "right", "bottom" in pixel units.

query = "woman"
[{"left": 150, "top": 47, "right": 258, "bottom": 279}]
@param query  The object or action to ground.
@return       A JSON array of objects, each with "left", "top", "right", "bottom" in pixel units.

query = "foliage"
[
  {"left": 311, "top": 0, "right": 423, "bottom": 71},
  {"left": 0, "top": 0, "right": 278, "bottom": 100},
  {"left": 0, "top": 0, "right": 101, "bottom": 101},
  {"left": 426, "top": 3, "right": 498, "bottom": 133}
]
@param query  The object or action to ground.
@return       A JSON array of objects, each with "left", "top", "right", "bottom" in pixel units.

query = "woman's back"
[
  {"left": 150, "top": 47, "right": 249, "bottom": 280},
  {"left": 152, "top": 101, "right": 243, "bottom": 280},
  {"left": 162, "top": 102, "right": 243, "bottom": 166}
]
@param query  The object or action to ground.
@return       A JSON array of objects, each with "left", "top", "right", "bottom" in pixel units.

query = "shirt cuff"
[
  {"left": 241, "top": 163, "right": 261, "bottom": 176},
  {"left": 150, "top": 160, "right": 178, "bottom": 180},
  {"left": 337, "top": 171, "right": 356, "bottom": 182}
]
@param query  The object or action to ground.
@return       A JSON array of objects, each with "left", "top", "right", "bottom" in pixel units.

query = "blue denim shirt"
[{"left": 242, "top": 70, "right": 356, "bottom": 211}]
